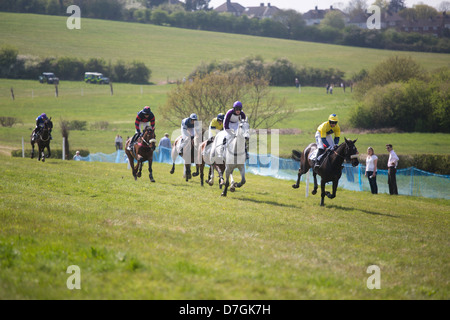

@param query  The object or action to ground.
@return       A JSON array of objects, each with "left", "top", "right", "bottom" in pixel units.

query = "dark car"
[{"left": 39, "top": 72, "right": 59, "bottom": 84}]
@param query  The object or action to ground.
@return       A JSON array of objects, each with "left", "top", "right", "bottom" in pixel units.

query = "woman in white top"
[{"left": 365, "top": 147, "right": 378, "bottom": 194}]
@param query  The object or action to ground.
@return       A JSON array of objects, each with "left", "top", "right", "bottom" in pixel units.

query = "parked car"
[
  {"left": 39, "top": 72, "right": 59, "bottom": 84},
  {"left": 84, "top": 72, "right": 110, "bottom": 84}
]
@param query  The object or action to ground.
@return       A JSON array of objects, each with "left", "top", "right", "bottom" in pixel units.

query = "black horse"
[
  {"left": 292, "top": 138, "right": 359, "bottom": 206},
  {"left": 31, "top": 118, "right": 53, "bottom": 162}
]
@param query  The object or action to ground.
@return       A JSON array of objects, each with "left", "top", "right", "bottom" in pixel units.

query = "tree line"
[
  {"left": 1, "top": 0, "right": 449, "bottom": 53},
  {"left": 0, "top": 46, "right": 151, "bottom": 84}
]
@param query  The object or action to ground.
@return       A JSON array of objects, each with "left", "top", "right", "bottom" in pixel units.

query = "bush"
[
  {"left": 67, "top": 120, "right": 87, "bottom": 131},
  {"left": 0, "top": 117, "right": 21, "bottom": 127},
  {"left": 91, "top": 121, "right": 109, "bottom": 130}
]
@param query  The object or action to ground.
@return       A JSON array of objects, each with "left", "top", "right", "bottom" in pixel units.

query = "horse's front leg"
[
  {"left": 235, "top": 167, "right": 246, "bottom": 188},
  {"left": 326, "top": 179, "right": 338, "bottom": 199},
  {"left": 320, "top": 179, "right": 327, "bottom": 206},
  {"left": 137, "top": 160, "right": 143, "bottom": 178},
  {"left": 221, "top": 168, "right": 230, "bottom": 197},
  {"left": 292, "top": 168, "right": 302, "bottom": 189},
  {"left": 199, "top": 164, "right": 204, "bottom": 186},
  {"left": 186, "top": 165, "right": 191, "bottom": 181},
  {"left": 206, "top": 166, "right": 213, "bottom": 186},
  {"left": 312, "top": 171, "right": 318, "bottom": 195},
  {"left": 148, "top": 160, "right": 155, "bottom": 182},
  {"left": 192, "top": 164, "right": 199, "bottom": 177},
  {"left": 31, "top": 142, "right": 35, "bottom": 159},
  {"left": 46, "top": 144, "right": 51, "bottom": 158}
]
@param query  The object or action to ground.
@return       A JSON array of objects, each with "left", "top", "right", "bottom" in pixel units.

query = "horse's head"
[
  {"left": 238, "top": 120, "right": 250, "bottom": 140},
  {"left": 344, "top": 138, "right": 359, "bottom": 167},
  {"left": 43, "top": 117, "right": 52, "bottom": 131},
  {"left": 143, "top": 127, "right": 157, "bottom": 150}
]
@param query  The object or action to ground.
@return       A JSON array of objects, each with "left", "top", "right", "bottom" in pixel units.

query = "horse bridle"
[
  {"left": 333, "top": 143, "right": 358, "bottom": 162},
  {"left": 141, "top": 128, "right": 156, "bottom": 148}
]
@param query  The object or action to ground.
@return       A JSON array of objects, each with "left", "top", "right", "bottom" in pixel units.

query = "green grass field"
[
  {"left": 1, "top": 12, "right": 449, "bottom": 83},
  {"left": 0, "top": 154, "right": 449, "bottom": 299}
]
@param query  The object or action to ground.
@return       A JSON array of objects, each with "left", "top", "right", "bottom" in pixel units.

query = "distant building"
[
  {"left": 303, "top": 6, "right": 348, "bottom": 26},
  {"left": 244, "top": 3, "right": 281, "bottom": 19},
  {"left": 382, "top": 11, "right": 450, "bottom": 37},
  {"left": 214, "top": 0, "right": 246, "bottom": 17}
]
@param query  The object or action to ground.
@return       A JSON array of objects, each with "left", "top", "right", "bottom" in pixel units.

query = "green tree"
[
  {"left": 0, "top": 46, "right": 19, "bottom": 78},
  {"left": 320, "top": 11, "right": 346, "bottom": 29}
]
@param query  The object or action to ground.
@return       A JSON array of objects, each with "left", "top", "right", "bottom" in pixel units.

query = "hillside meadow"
[
  {"left": 1, "top": 12, "right": 449, "bottom": 84},
  {"left": 0, "top": 154, "right": 449, "bottom": 299}
]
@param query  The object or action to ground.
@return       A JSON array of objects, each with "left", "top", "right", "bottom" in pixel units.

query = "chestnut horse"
[
  {"left": 292, "top": 138, "right": 359, "bottom": 206},
  {"left": 125, "top": 127, "right": 157, "bottom": 182},
  {"left": 31, "top": 118, "right": 52, "bottom": 162}
]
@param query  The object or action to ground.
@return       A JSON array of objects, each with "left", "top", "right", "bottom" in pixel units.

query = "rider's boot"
[
  {"left": 314, "top": 148, "right": 325, "bottom": 173},
  {"left": 127, "top": 133, "right": 138, "bottom": 151}
]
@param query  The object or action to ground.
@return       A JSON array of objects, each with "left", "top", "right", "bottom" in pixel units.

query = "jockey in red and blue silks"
[
  {"left": 223, "top": 101, "right": 249, "bottom": 159},
  {"left": 127, "top": 106, "right": 155, "bottom": 151},
  {"left": 33, "top": 113, "right": 52, "bottom": 141}
]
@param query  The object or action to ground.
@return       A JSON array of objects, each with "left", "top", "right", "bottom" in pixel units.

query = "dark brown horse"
[
  {"left": 292, "top": 138, "right": 359, "bottom": 206},
  {"left": 170, "top": 135, "right": 201, "bottom": 182},
  {"left": 125, "top": 127, "right": 157, "bottom": 182},
  {"left": 31, "top": 118, "right": 52, "bottom": 162}
]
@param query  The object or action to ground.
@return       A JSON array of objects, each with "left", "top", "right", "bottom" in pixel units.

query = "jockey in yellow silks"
[{"left": 313, "top": 113, "right": 340, "bottom": 171}]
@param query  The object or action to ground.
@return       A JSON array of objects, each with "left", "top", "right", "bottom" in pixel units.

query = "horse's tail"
[{"left": 291, "top": 150, "right": 302, "bottom": 162}]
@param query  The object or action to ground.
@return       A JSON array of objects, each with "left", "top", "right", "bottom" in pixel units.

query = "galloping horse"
[
  {"left": 292, "top": 138, "right": 359, "bottom": 206},
  {"left": 170, "top": 134, "right": 201, "bottom": 182},
  {"left": 125, "top": 127, "right": 157, "bottom": 182},
  {"left": 198, "top": 138, "right": 230, "bottom": 189},
  {"left": 220, "top": 120, "right": 250, "bottom": 197},
  {"left": 31, "top": 118, "right": 53, "bottom": 162}
]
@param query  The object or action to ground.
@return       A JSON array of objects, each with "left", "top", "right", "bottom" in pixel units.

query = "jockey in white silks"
[
  {"left": 222, "top": 101, "right": 249, "bottom": 160},
  {"left": 178, "top": 113, "right": 199, "bottom": 156}
]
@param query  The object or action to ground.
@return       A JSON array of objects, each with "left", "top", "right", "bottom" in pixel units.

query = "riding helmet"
[
  {"left": 233, "top": 101, "right": 242, "bottom": 110},
  {"left": 217, "top": 113, "right": 225, "bottom": 122},
  {"left": 190, "top": 113, "right": 198, "bottom": 121},
  {"left": 41, "top": 113, "right": 47, "bottom": 119},
  {"left": 143, "top": 106, "right": 151, "bottom": 114},
  {"left": 328, "top": 114, "right": 339, "bottom": 123}
]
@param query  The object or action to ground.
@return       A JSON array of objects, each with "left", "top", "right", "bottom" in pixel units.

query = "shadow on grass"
[
  {"left": 325, "top": 204, "right": 399, "bottom": 218},
  {"left": 239, "top": 196, "right": 302, "bottom": 210}
]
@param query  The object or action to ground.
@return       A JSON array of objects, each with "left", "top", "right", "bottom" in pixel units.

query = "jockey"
[
  {"left": 223, "top": 101, "right": 248, "bottom": 160},
  {"left": 313, "top": 113, "right": 341, "bottom": 171},
  {"left": 179, "top": 113, "right": 198, "bottom": 156},
  {"left": 127, "top": 106, "right": 155, "bottom": 151},
  {"left": 33, "top": 113, "right": 52, "bottom": 141},
  {"left": 208, "top": 113, "right": 225, "bottom": 141}
]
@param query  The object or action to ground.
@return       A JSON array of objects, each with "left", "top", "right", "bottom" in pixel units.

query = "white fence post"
[
  {"left": 62, "top": 137, "right": 65, "bottom": 160},
  {"left": 305, "top": 169, "right": 310, "bottom": 198},
  {"left": 22, "top": 137, "right": 24, "bottom": 158}
]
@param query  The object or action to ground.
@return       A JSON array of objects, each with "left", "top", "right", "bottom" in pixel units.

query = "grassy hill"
[
  {"left": 0, "top": 154, "right": 449, "bottom": 299},
  {"left": 1, "top": 12, "right": 449, "bottom": 83}
]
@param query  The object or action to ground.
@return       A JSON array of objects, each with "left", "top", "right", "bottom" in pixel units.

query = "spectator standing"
[
  {"left": 158, "top": 133, "right": 171, "bottom": 149},
  {"left": 386, "top": 144, "right": 399, "bottom": 195},
  {"left": 365, "top": 147, "right": 378, "bottom": 194},
  {"left": 115, "top": 134, "right": 121, "bottom": 150},
  {"left": 73, "top": 151, "right": 82, "bottom": 161}
]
